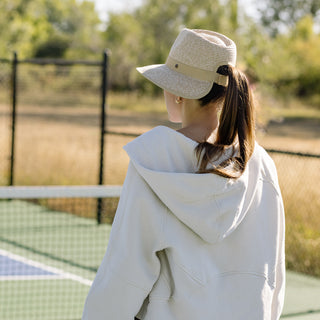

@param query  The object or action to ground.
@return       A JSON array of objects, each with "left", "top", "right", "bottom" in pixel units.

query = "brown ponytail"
[{"left": 195, "top": 65, "right": 255, "bottom": 178}]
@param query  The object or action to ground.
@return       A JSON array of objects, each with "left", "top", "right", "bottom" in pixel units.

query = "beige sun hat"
[{"left": 136, "top": 28, "right": 237, "bottom": 99}]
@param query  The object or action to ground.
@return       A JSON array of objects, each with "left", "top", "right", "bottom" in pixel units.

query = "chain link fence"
[
  {"left": 268, "top": 151, "right": 320, "bottom": 277},
  {"left": 0, "top": 56, "right": 104, "bottom": 186}
]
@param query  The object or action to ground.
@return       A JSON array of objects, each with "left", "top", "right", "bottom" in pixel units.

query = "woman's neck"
[
  {"left": 177, "top": 123, "right": 217, "bottom": 143},
  {"left": 177, "top": 100, "right": 219, "bottom": 143}
]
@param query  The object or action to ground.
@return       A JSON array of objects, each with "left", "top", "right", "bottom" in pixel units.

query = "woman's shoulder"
[
  {"left": 252, "top": 142, "right": 279, "bottom": 185},
  {"left": 124, "top": 126, "right": 196, "bottom": 153},
  {"left": 123, "top": 126, "right": 198, "bottom": 172},
  {"left": 124, "top": 126, "right": 171, "bottom": 154},
  {"left": 134, "top": 125, "right": 196, "bottom": 143}
]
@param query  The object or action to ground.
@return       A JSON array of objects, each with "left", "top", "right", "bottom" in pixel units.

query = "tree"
[
  {"left": 239, "top": 14, "right": 320, "bottom": 99},
  {"left": 0, "top": 0, "right": 103, "bottom": 59},
  {"left": 34, "top": 36, "right": 69, "bottom": 58},
  {"left": 290, "top": 16, "right": 320, "bottom": 96},
  {"left": 105, "top": 13, "right": 144, "bottom": 90},
  {"left": 0, "top": 0, "right": 52, "bottom": 58},
  {"left": 42, "top": 0, "right": 103, "bottom": 59},
  {"left": 257, "top": 0, "right": 320, "bottom": 36}
]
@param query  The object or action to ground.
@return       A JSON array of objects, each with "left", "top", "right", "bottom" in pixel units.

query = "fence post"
[
  {"left": 9, "top": 52, "right": 18, "bottom": 186},
  {"left": 97, "top": 50, "right": 108, "bottom": 224}
]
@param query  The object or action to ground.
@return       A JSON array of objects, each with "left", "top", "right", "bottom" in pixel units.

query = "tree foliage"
[
  {"left": 240, "top": 15, "right": 320, "bottom": 98},
  {"left": 0, "top": 0, "right": 102, "bottom": 59},
  {"left": 0, "top": 0, "right": 319, "bottom": 102},
  {"left": 257, "top": 0, "right": 320, "bottom": 36}
]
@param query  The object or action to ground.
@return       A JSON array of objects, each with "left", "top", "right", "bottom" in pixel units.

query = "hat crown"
[{"left": 169, "top": 29, "right": 236, "bottom": 72}]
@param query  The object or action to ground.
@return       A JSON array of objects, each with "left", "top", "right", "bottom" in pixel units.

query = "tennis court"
[
  {"left": 0, "top": 186, "right": 117, "bottom": 320},
  {"left": 0, "top": 186, "right": 319, "bottom": 319},
  {"left": 283, "top": 272, "right": 320, "bottom": 319}
]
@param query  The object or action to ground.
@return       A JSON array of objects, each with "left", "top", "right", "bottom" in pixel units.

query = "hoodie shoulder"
[
  {"left": 252, "top": 143, "right": 280, "bottom": 189},
  {"left": 123, "top": 126, "right": 198, "bottom": 173}
]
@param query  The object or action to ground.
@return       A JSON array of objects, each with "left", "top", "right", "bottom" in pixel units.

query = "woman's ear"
[
  {"left": 164, "top": 91, "right": 183, "bottom": 123},
  {"left": 175, "top": 96, "right": 183, "bottom": 104}
]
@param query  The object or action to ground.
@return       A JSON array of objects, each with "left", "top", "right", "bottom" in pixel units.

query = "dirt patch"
[
  {"left": 265, "top": 117, "right": 320, "bottom": 140},
  {"left": 256, "top": 116, "right": 320, "bottom": 154}
]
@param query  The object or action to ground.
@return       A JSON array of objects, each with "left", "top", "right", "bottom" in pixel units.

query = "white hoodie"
[{"left": 82, "top": 126, "right": 285, "bottom": 320}]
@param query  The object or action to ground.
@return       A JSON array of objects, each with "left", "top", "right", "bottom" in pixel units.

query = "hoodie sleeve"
[
  {"left": 82, "top": 162, "right": 165, "bottom": 320},
  {"left": 271, "top": 196, "right": 286, "bottom": 320}
]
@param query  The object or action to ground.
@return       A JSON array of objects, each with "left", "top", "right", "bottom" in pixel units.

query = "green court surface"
[
  {"left": 0, "top": 199, "right": 319, "bottom": 319},
  {"left": 0, "top": 199, "right": 111, "bottom": 319},
  {"left": 282, "top": 271, "right": 320, "bottom": 319}
]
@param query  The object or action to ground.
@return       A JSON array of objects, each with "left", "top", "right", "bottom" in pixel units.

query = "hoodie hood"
[{"left": 124, "top": 126, "right": 265, "bottom": 244}]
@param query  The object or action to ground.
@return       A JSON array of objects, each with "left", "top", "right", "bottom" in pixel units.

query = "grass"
[
  {"left": 271, "top": 154, "right": 320, "bottom": 277},
  {"left": 108, "top": 91, "right": 166, "bottom": 113},
  {"left": 0, "top": 90, "right": 320, "bottom": 277}
]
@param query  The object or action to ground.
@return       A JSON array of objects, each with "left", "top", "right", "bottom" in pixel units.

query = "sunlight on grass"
[
  {"left": 108, "top": 92, "right": 166, "bottom": 113},
  {"left": 272, "top": 154, "right": 320, "bottom": 277}
]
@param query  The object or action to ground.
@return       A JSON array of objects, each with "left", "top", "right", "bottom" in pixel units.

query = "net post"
[
  {"left": 9, "top": 52, "right": 18, "bottom": 186},
  {"left": 97, "top": 50, "right": 109, "bottom": 224}
]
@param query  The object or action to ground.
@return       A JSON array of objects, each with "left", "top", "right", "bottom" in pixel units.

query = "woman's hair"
[{"left": 195, "top": 64, "right": 255, "bottom": 179}]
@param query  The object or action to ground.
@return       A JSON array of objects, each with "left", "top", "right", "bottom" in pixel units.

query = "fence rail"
[
  {"left": 266, "top": 149, "right": 320, "bottom": 158},
  {"left": 20, "top": 58, "right": 103, "bottom": 66},
  {"left": 106, "top": 130, "right": 320, "bottom": 158}
]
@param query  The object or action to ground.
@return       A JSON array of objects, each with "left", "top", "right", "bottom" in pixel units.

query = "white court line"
[
  {"left": 0, "top": 275, "right": 65, "bottom": 281},
  {"left": 0, "top": 185, "right": 122, "bottom": 199},
  {"left": 0, "top": 249, "right": 93, "bottom": 286}
]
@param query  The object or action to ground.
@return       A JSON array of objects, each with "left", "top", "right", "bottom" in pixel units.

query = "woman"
[{"left": 82, "top": 28, "right": 285, "bottom": 320}]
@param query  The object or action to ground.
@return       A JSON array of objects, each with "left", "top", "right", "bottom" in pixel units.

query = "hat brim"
[{"left": 136, "top": 64, "right": 213, "bottom": 99}]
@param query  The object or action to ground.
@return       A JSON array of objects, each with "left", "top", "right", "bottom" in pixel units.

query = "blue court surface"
[{"left": 0, "top": 253, "right": 57, "bottom": 277}]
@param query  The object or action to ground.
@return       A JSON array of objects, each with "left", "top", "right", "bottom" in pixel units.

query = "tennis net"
[{"left": 0, "top": 185, "right": 122, "bottom": 320}]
